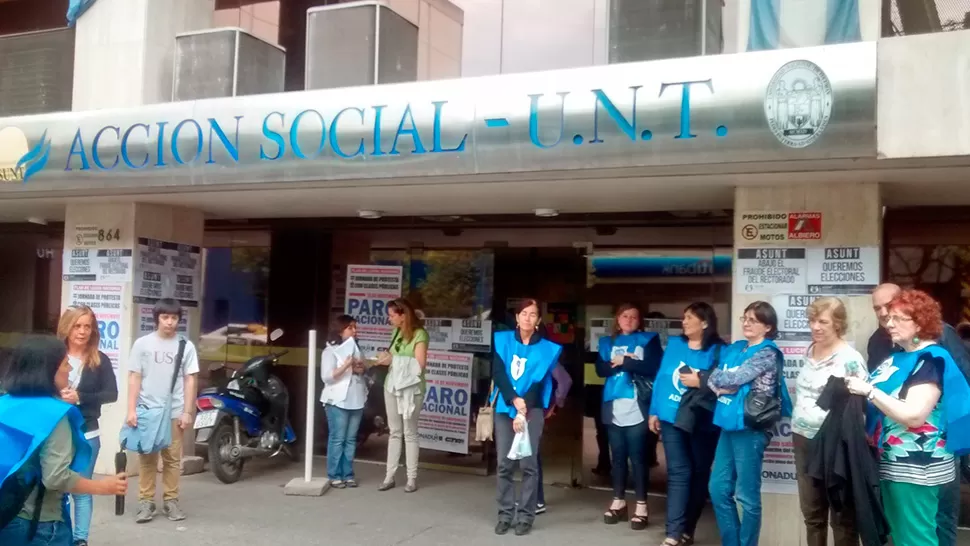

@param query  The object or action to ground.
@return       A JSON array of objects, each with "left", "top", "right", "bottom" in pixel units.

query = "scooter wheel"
[{"left": 209, "top": 420, "right": 245, "bottom": 484}]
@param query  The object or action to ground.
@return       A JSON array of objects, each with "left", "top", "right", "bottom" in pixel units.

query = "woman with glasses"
[
  {"left": 57, "top": 306, "right": 118, "bottom": 546},
  {"left": 846, "top": 290, "right": 970, "bottom": 546},
  {"left": 374, "top": 298, "right": 428, "bottom": 493},
  {"left": 707, "top": 301, "right": 790, "bottom": 546}
]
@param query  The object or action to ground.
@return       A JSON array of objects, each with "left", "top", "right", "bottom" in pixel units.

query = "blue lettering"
[
  {"left": 371, "top": 104, "right": 387, "bottom": 156},
  {"left": 171, "top": 119, "right": 204, "bottom": 165},
  {"left": 389, "top": 104, "right": 426, "bottom": 155},
  {"left": 454, "top": 388, "right": 468, "bottom": 406},
  {"left": 528, "top": 92, "right": 569, "bottom": 149},
  {"left": 658, "top": 79, "right": 713, "bottom": 140},
  {"left": 289, "top": 109, "right": 326, "bottom": 159},
  {"left": 260, "top": 112, "right": 285, "bottom": 161},
  {"left": 207, "top": 116, "right": 243, "bottom": 164},
  {"left": 92, "top": 125, "right": 120, "bottom": 170},
  {"left": 330, "top": 107, "right": 365, "bottom": 159},
  {"left": 155, "top": 121, "right": 168, "bottom": 167},
  {"left": 440, "top": 387, "right": 454, "bottom": 406},
  {"left": 589, "top": 87, "right": 641, "bottom": 143},
  {"left": 121, "top": 123, "right": 150, "bottom": 169},
  {"left": 347, "top": 298, "right": 361, "bottom": 314},
  {"left": 431, "top": 101, "right": 466, "bottom": 153},
  {"left": 65, "top": 130, "right": 90, "bottom": 171},
  {"left": 426, "top": 385, "right": 439, "bottom": 403}
]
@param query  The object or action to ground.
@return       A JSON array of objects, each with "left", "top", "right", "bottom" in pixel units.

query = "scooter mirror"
[{"left": 269, "top": 328, "right": 284, "bottom": 342}]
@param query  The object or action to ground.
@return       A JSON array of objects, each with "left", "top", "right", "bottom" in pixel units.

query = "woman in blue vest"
[
  {"left": 846, "top": 289, "right": 970, "bottom": 546},
  {"left": 595, "top": 303, "right": 663, "bottom": 531},
  {"left": 491, "top": 298, "right": 562, "bottom": 537},
  {"left": 708, "top": 301, "right": 790, "bottom": 546},
  {"left": 649, "top": 302, "right": 725, "bottom": 546},
  {"left": 0, "top": 336, "right": 127, "bottom": 546}
]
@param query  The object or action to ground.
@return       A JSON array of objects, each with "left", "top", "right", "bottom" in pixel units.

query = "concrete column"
[
  {"left": 72, "top": 0, "right": 214, "bottom": 110},
  {"left": 732, "top": 182, "right": 882, "bottom": 545},
  {"left": 62, "top": 203, "right": 204, "bottom": 474}
]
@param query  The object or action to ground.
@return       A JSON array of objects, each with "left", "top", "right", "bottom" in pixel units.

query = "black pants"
[{"left": 793, "top": 434, "right": 858, "bottom": 546}]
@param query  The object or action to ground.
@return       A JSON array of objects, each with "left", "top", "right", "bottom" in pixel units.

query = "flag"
[{"left": 747, "top": 0, "right": 861, "bottom": 51}]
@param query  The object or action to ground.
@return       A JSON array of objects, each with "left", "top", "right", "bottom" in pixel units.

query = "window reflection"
[{"left": 882, "top": 0, "right": 970, "bottom": 37}]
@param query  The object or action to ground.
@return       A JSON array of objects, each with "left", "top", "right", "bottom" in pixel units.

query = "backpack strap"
[{"left": 169, "top": 339, "right": 187, "bottom": 395}]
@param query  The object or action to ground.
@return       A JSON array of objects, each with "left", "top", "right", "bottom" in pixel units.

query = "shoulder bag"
[
  {"left": 475, "top": 381, "right": 496, "bottom": 442},
  {"left": 743, "top": 351, "right": 783, "bottom": 430}
]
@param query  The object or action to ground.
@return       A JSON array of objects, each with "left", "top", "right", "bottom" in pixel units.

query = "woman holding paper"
[
  {"left": 320, "top": 315, "right": 367, "bottom": 489},
  {"left": 491, "top": 298, "right": 562, "bottom": 537}
]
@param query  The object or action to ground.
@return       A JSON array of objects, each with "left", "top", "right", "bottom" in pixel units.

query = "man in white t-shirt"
[{"left": 126, "top": 298, "right": 200, "bottom": 523}]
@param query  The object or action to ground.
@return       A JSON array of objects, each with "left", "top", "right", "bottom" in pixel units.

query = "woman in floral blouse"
[
  {"left": 846, "top": 290, "right": 960, "bottom": 546},
  {"left": 791, "top": 297, "right": 867, "bottom": 546}
]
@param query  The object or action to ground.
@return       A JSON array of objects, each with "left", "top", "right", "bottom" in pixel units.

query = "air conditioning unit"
[
  {"left": 173, "top": 27, "right": 286, "bottom": 101},
  {"left": 0, "top": 28, "right": 75, "bottom": 116},
  {"left": 305, "top": 2, "right": 418, "bottom": 90}
]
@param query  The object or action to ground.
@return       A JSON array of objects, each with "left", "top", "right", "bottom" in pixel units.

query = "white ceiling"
[{"left": 1, "top": 158, "right": 969, "bottom": 223}]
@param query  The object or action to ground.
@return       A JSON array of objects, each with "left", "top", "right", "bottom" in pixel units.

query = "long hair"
[
  {"left": 2, "top": 335, "right": 67, "bottom": 397},
  {"left": 611, "top": 302, "right": 642, "bottom": 338},
  {"left": 682, "top": 301, "right": 722, "bottom": 351},
  {"left": 56, "top": 305, "right": 101, "bottom": 369},
  {"left": 327, "top": 314, "right": 356, "bottom": 345},
  {"left": 387, "top": 298, "right": 422, "bottom": 342}
]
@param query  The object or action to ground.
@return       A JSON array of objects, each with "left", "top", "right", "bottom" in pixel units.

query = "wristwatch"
[{"left": 866, "top": 388, "right": 876, "bottom": 401}]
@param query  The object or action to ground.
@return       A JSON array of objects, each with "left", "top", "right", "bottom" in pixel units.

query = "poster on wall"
[
  {"left": 735, "top": 211, "right": 823, "bottom": 244},
  {"left": 424, "top": 318, "right": 456, "bottom": 351},
  {"left": 772, "top": 294, "right": 822, "bottom": 342},
  {"left": 452, "top": 318, "right": 492, "bottom": 353},
  {"left": 419, "top": 350, "right": 473, "bottom": 454},
  {"left": 134, "top": 238, "right": 202, "bottom": 303},
  {"left": 806, "top": 247, "right": 880, "bottom": 295},
  {"left": 644, "top": 318, "right": 683, "bottom": 349},
  {"left": 62, "top": 248, "right": 133, "bottom": 282},
  {"left": 760, "top": 340, "right": 808, "bottom": 495},
  {"left": 735, "top": 248, "right": 807, "bottom": 294},
  {"left": 65, "top": 282, "right": 126, "bottom": 382},
  {"left": 587, "top": 317, "right": 612, "bottom": 351},
  {"left": 344, "top": 264, "right": 403, "bottom": 357}
]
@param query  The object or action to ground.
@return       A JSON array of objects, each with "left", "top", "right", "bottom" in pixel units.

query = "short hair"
[
  {"left": 611, "top": 302, "right": 642, "bottom": 337},
  {"left": 744, "top": 301, "right": 779, "bottom": 340},
  {"left": 2, "top": 335, "right": 67, "bottom": 397},
  {"left": 328, "top": 314, "right": 356, "bottom": 345},
  {"left": 806, "top": 297, "right": 849, "bottom": 337},
  {"left": 153, "top": 298, "right": 183, "bottom": 325},
  {"left": 683, "top": 301, "right": 723, "bottom": 350},
  {"left": 889, "top": 289, "right": 943, "bottom": 340}
]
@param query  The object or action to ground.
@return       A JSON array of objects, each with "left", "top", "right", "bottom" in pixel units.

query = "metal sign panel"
[{"left": 0, "top": 42, "right": 875, "bottom": 192}]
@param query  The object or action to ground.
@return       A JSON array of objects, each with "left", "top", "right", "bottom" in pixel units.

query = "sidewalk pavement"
[{"left": 89, "top": 458, "right": 717, "bottom": 545}]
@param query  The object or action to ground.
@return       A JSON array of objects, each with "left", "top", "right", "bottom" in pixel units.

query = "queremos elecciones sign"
[{"left": 0, "top": 42, "right": 874, "bottom": 192}]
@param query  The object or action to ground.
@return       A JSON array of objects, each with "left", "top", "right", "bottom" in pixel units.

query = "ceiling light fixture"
[
  {"left": 534, "top": 208, "right": 559, "bottom": 218},
  {"left": 357, "top": 210, "right": 383, "bottom": 219},
  {"left": 26, "top": 217, "right": 47, "bottom": 226}
]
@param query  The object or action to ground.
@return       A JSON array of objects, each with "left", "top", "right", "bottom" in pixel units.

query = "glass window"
[{"left": 883, "top": 0, "right": 970, "bottom": 37}]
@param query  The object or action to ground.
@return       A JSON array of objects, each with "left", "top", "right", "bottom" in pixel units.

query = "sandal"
[
  {"left": 662, "top": 538, "right": 680, "bottom": 546},
  {"left": 603, "top": 501, "right": 628, "bottom": 525},
  {"left": 630, "top": 501, "right": 649, "bottom": 530},
  {"left": 680, "top": 535, "right": 694, "bottom": 546}
]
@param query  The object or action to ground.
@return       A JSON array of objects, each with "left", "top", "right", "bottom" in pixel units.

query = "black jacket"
[
  {"left": 673, "top": 342, "right": 724, "bottom": 433},
  {"left": 807, "top": 376, "right": 889, "bottom": 546},
  {"left": 75, "top": 352, "right": 118, "bottom": 433},
  {"left": 594, "top": 334, "right": 663, "bottom": 424}
]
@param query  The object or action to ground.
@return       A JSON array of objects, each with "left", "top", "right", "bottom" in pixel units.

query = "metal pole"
[{"left": 304, "top": 329, "right": 317, "bottom": 482}]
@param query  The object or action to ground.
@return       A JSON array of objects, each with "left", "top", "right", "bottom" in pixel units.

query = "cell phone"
[{"left": 677, "top": 365, "right": 692, "bottom": 375}]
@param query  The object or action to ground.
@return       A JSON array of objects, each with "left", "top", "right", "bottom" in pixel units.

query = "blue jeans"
[
  {"left": 662, "top": 421, "right": 719, "bottom": 540},
  {"left": 608, "top": 421, "right": 648, "bottom": 501},
  {"left": 709, "top": 429, "right": 770, "bottom": 546},
  {"left": 71, "top": 435, "right": 100, "bottom": 541},
  {"left": 936, "top": 460, "right": 960, "bottom": 546},
  {"left": 325, "top": 404, "right": 363, "bottom": 480},
  {"left": 0, "top": 517, "right": 72, "bottom": 546}
]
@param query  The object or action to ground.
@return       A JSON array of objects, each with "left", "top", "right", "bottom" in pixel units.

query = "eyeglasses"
[
  {"left": 885, "top": 315, "right": 914, "bottom": 325},
  {"left": 739, "top": 316, "right": 762, "bottom": 325}
]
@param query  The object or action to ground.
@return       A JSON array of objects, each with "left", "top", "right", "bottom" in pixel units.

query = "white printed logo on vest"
[
  {"left": 510, "top": 355, "right": 528, "bottom": 380},
  {"left": 672, "top": 361, "right": 689, "bottom": 396}
]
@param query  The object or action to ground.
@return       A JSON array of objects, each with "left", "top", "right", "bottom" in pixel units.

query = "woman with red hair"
[{"left": 846, "top": 289, "right": 967, "bottom": 546}]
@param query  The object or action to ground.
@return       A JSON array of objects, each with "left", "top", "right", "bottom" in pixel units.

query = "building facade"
[{"left": 1, "top": 0, "right": 970, "bottom": 541}]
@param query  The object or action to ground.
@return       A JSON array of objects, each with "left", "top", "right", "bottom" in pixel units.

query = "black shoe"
[
  {"left": 74, "top": 541, "right": 89, "bottom": 546},
  {"left": 591, "top": 465, "right": 611, "bottom": 477},
  {"left": 514, "top": 522, "right": 533, "bottom": 536},
  {"left": 495, "top": 521, "right": 512, "bottom": 535}
]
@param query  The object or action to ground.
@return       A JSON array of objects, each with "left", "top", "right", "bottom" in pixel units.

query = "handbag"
[
  {"left": 630, "top": 374, "right": 654, "bottom": 402},
  {"left": 120, "top": 338, "right": 187, "bottom": 454},
  {"left": 743, "top": 353, "right": 783, "bottom": 430},
  {"left": 475, "top": 381, "right": 496, "bottom": 442}
]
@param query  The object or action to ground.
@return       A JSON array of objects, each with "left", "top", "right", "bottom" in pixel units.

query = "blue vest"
[
  {"left": 492, "top": 331, "right": 562, "bottom": 418},
  {"left": 650, "top": 337, "right": 719, "bottom": 424},
  {"left": 0, "top": 395, "right": 91, "bottom": 521},
  {"left": 867, "top": 344, "right": 970, "bottom": 456},
  {"left": 712, "top": 340, "right": 792, "bottom": 432},
  {"left": 600, "top": 332, "right": 657, "bottom": 403}
]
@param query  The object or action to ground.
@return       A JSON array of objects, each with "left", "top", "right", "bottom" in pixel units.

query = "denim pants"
[
  {"left": 495, "top": 410, "right": 544, "bottom": 525},
  {"left": 608, "top": 421, "right": 648, "bottom": 501},
  {"left": 0, "top": 517, "right": 73, "bottom": 546},
  {"left": 661, "top": 421, "right": 719, "bottom": 540},
  {"left": 709, "top": 429, "right": 770, "bottom": 546},
  {"left": 325, "top": 404, "right": 363, "bottom": 481},
  {"left": 936, "top": 459, "right": 960, "bottom": 546},
  {"left": 71, "top": 435, "right": 101, "bottom": 541}
]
